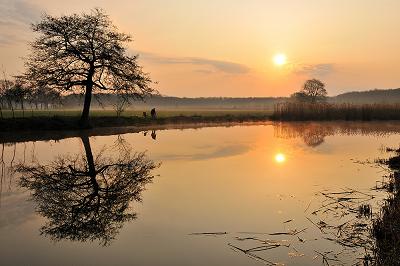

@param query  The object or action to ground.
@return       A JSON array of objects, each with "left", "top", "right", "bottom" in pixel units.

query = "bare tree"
[
  {"left": 113, "top": 92, "right": 130, "bottom": 118},
  {"left": 0, "top": 77, "right": 7, "bottom": 119},
  {"left": 12, "top": 79, "right": 30, "bottom": 117},
  {"left": 301, "top": 79, "right": 327, "bottom": 103},
  {"left": 0, "top": 70, "right": 17, "bottom": 119},
  {"left": 24, "top": 8, "right": 156, "bottom": 126},
  {"left": 2, "top": 78, "right": 15, "bottom": 118},
  {"left": 30, "top": 86, "right": 60, "bottom": 110}
]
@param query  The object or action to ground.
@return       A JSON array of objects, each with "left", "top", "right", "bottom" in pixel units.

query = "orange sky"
[{"left": 1, "top": 0, "right": 400, "bottom": 97}]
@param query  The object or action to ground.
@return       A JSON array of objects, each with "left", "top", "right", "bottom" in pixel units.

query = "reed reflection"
[{"left": 16, "top": 135, "right": 158, "bottom": 246}]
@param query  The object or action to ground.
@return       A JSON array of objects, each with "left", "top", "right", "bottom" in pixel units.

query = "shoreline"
[
  {"left": 3, "top": 112, "right": 400, "bottom": 133},
  {"left": 0, "top": 114, "right": 272, "bottom": 132},
  {"left": 2, "top": 118, "right": 400, "bottom": 144},
  {"left": 0, "top": 115, "right": 272, "bottom": 144}
]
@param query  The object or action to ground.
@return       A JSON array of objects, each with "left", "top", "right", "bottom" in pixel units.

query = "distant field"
[{"left": 1, "top": 109, "right": 273, "bottom": 119}]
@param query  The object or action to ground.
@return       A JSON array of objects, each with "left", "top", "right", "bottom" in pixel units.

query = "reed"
[{"left": 272, "top": 102, "right": 400, "bottom": 121}]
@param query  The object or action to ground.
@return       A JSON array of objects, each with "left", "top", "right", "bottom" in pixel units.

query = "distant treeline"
[
  {"left": 62, "top": 94, "right": 287, "bottom": 110},
  {"left": 60, "top": 88, "right": 400, "bottom": 110},
  {"left": 332, "top": 88, "right": 400, "bottom": 104},
  {"left": 3, "top": 87, "right": 400, "bottom": 113}
]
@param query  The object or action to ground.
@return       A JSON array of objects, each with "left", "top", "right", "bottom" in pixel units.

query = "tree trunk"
[
  {"left": 9, "top": 101, "right": 14, "bottom": 119},
  {"left": 80, "top": 85, "right": 92, "bottom": 127},
  {"left": 21, "top": 101, "right": 24, "bottom": 118},
  {"left": 79, "top": 68, "right": 94, "bottom": 127}
]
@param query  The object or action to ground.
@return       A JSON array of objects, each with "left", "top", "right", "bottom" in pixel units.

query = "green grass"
[
  {"left": 0, "top": 108, "right": 272, "bottom": 132},
  {"left": 1, "top": 108, "right": 272, "bottom": 119}
]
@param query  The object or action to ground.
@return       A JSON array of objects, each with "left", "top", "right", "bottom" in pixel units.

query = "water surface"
[{"left": 1, "top": 122, "right": 399, "bottom": 265}]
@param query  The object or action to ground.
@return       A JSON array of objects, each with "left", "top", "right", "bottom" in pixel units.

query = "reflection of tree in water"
[
  {"left": 0, "top": 144, "right": 4, "bottom": 206},
  {"left": 16, "top": 135, "right": 158, "bottom": 245},
  {"left": 301, "top": 129, "right": 326, "bottom": 147},
  {"left": 274, "top": 122, "right": 333, "bottom": 147},
  {"left": 0, "top": 142, "right": 18, "bottom": 204}
]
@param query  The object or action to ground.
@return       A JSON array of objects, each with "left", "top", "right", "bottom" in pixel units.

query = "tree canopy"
[
  {"left": 301, "top": 79, "right": 327, "bottom": 102},
  {"left": 24, "top": 8, "right": 156, "bottom": 125}
]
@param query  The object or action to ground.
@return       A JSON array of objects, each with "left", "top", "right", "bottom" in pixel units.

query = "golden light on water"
[
  {"left": 273, "top": 53, "right": 287, "bottom": 66},
  {"left": 274, "top": 153, "right": 286, "bottom": 163}
]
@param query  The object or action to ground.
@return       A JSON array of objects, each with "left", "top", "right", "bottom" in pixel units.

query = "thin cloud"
[
  {"left": 294, "top": 63, "right": 335, "bottom": 77},
  {"left": 0, "top": 0, "right": 42, "bottom": 46},
  {"left": 155, "top": 144, "right": 250, "bottom": 161},
  {"left": 0, "top": 0, "right": 41, "bottom": 26},
  {"left": 140, "top": 52, "right": 250, "bottom": 74},
  {"left": 194, "top": 69, "right": 215, "bottom": 74}
]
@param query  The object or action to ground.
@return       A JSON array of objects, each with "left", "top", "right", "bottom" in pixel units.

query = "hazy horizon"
[{"left": 1, "top": 0, "right": 400, "bottom": 97}]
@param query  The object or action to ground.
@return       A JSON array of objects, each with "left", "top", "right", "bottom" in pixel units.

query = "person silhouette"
[{"left": 150, "top": 108, "right": 156, "bottom": 119}]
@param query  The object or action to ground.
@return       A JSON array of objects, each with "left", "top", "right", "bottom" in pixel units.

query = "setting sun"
[
  {"left": 273, "top": 53, "right": 287, "bottom": 66},
  {"left": 274, "top": 153, "right": 286, "bottom": 163}
]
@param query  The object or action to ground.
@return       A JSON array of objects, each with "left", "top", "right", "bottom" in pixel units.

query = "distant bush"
[
  {"left": 291, "top": 79, "right": 327, "bottom": 103},
  {"left": 272, "top": 102, "right": 400, "bottom": 121}
]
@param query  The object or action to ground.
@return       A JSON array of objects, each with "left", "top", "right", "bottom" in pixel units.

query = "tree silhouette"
[
  {"left": 16, "top": 135, "right": 158, "bottom": 245},
  {"left": 1, "top": 77, "right": 16, "bottom": 118},
  {"left": 24, "top": 8, "right": 156, "bottom": 126},
  {"left": 11, "top": 79, "right": 30, "bottom": 117},
  {"left": 30, "top": 86, "right": 61, "bottom": 110},
  {"left": 300, "top": 79, "right": 327, "bottom": 103}
]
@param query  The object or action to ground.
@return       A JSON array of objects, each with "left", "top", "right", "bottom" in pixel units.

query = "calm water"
[{"left": 1, "top": 122, "right": 400, "bottom": 265}]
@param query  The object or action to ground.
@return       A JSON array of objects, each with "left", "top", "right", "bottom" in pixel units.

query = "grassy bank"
[
  {"left": 0, "top": 109, "right": 272, "bottom": 132},
  {"left": 0, "top": 108, "right": 272, "bottom": 119},
  {"left": 272, "top": 102, "right": 400, "bottom": 121}
]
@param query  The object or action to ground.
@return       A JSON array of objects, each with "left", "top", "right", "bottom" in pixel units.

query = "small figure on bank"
[
  {"left": 143, "top": 112, "right": 147, "bottom": 118},
  {"left": 150, "top": 108, "right": 156, "bottom": 119}
]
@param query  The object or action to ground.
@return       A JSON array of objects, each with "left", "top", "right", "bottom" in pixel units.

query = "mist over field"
[{"left": 58, "top": 88, "right": 400, "bottom": 110}]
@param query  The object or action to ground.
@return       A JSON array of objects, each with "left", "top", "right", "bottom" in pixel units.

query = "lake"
[{"left": 1, "top": 122, "right": 400, "bottom": 265}]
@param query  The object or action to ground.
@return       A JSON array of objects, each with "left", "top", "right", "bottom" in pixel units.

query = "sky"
[{"left": 1, "top": 0, "right": 400, "bottom": 97}]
